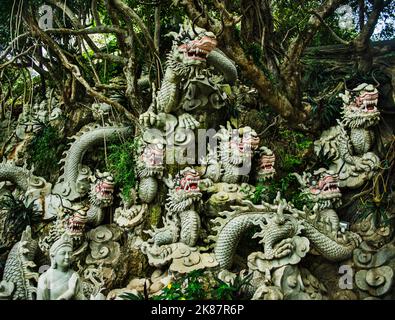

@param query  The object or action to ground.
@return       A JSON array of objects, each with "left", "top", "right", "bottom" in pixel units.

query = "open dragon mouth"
[
  {"left": 141, "top": 146, "right": 164, "bottom": 167},
  {"left": 321, "top": 181, "right": 340, "bottom": 193},
  {"left": 175, "top": 169, "right": 201, "bottom": 193},
  {"left": 240, "top": 136, "right": 260, "bottom": 151},
  {"left": 229, "top": 141, "right": 254, "bottom": 155},
  {"left": 67, "top": 213, "right": 87, "bottom": 236},
  {"left": 95, "top": 180, "right": 115, "bottom": 199},
  {"left": 355, "top": 92, "right": 378, "bottom": 113},
  {"left": 178, "top": 36, "right": 217, "bottom": 61},
  {"left": 310, "top": 175, "right": 341, "bottom": 196},
  {"left": 230, "top": 134, "right": 260, "bottom": 153},
  {"left": 259, "top": 155, "right": 275, "bottom": 172},
  {"left": 180, "top": 175, "right": 200, "bottom": 192}
]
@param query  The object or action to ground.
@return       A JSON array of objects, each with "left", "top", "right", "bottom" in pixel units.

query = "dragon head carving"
[
  {"left": 340, "top": 83, "right": 380, "bottom": 128},
  {"left": 257, "top": 146, "right": 276, "bottom": 181},
  {"left": 136, "top": 141, "right": 165, "bottom": 178},
  {"left": 164, "top": 167, "right": 202, "bottom": 214},
  {"left": 170, "top": 24, "right": 217, "bottom": 68},
  {"left": 89, "top": 171, "right": 115, "bottom": 208},
  {"left": 216, "top": 125, "right": 260, "bottom": 166},
  {"left": 65, "top": 208, "right": 88, "bottom": 238},
  {"left": 294, "top": 169, "right": 342, "bottom": 211}
]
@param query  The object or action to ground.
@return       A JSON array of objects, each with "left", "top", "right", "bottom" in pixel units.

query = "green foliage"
[
  {"left": 152, "top": 270, "right": 252, "bottom": 300},
  {"left": 242, "top": 43, "right": 276, "bottom": 84},
  {"left": 81, "top": 35, "right": 124, "bottom": 84},
  {"left": 153, "top": 270, "right": 207, "bottom": 300},
  {"left": 310, "top": 93, "right": 343, "bottom": 129},
  {"left": 253, "top": 124, "right": 314, "bottom": 208},
  {"left": 282, "top": 154, "right": 303, "bottom": 172},
  {"left": 353, "top": 142, "right": 394, "bottom": 227},
  {"left": 369, "top": 1, "right": 395, "bottom": 41},
  {"left": 357, "top": 199, "right": 391, "bottom": 227},
  {"left": 302, "top": 59, "right": 344, "bottom": 128},
  {"left": 119, "top": 292, "right": 145, "bottom": 300},
  {"left": 28, "top": 124, "right": 64, "bottom": 181},
  {"left": 119, "top": 281, "right": 148, "bottom": 300},
  {"left": 252, "top": 173, "right": 312, "bottom": 210},
  {"left": 245, "top": 43, "right": 263, "bottom": 68},
  {"left": 291, "top": 191, "right": 313, "bottom": 211},
  {"left": 211, "top": 272, "right": 253, "bottom": 300},
  {"left": 0, "top": 194, "right": 41, "bottom": 241},
  {"left": 107, "top": 138, "right": 138, "bottom": 201},
  {"left": 276, "top": 128, "right": 313, "bottom": 172}
]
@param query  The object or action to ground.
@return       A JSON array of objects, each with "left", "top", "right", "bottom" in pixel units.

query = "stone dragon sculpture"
[
  {"left": 143, "top": 167, "right": 203, "bottom": 248},
  {"left": 135, "top": 137, "right": 165, "bottom": 204},
  {"left": 210, "top": 196, "right": 304, "bottom": 270},
  {"left": 38, "top": 173, "right": 116, "bottom": 253},
  {"left": 201, "top": 125, "right": 263, "bottom": 184},
  {"left": 0, "top": 160, "right": 32, "bottom": 194},
  {"left": 52, "top": 124, "right": 131, "bottom": 201},
  {"left": 314, "top": 83, "right": 381, "bottom": 188},
  {"left": 86, "top": 171, "right": 115, "bottom": 226},
  {"left": 293, "top": 168, "right": 343, "bottom": 233},
  {"left": 139, "top": 167, "right": 219, "bottom": 271},
  {"left": 199, "top": 125, "right": 275, "bottom": 189},
  {"left": 210, "top": 177, "right": 362, "bottom": 270},
  {"left": 0, "top": 226, "right": 38, "bottom": 300},
  {"left": 139, "top": 23, "right": 237, "bottom": 131},
  {"left": 0, "top": 125, "right": 124, "bottom": 264},
  {"left": 0, "top": 124, "right": 128, "bottom": 300}
]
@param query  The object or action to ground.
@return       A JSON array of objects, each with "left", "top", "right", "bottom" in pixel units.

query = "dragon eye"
[{"left": 311, "top": 180, "right": 317, "bottom": 186}]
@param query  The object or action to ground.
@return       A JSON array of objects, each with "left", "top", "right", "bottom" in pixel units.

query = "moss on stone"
[{"left": 149, "top": 204, "right": 162, "bottom": 227}]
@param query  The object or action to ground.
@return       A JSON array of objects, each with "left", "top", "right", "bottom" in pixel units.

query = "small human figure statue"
[{"left": 37, "top": 233, "right": 86, "bottom": 300}]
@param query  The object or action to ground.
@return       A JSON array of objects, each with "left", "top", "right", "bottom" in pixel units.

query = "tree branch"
[
  {"left": 286, "top": 0, "right": 348, "bottom": 64},
  {"left": 354, "top": 0, "right": 387, "bottom": 47},
  {"left": 0, "top": 32, "right": 31, "bottom": 61},
  {"left": 92, "top": 0, "right": 102, "bottom": 26},
  {"left": 309, "top": 11, "right": 350, "bottom": 45},
  {"left": 25, "top": 12, "right": 138, "bottom": 123},
  {"left": 92, "top": 52, "right": 128, "bottom": 64},
  {"left": 0, "top": 45, "right": 36, "bottom": 70},
  {"left": 44, "top": 26, "right": 127, "bottom": 35},
  {"left": 223, "top": 41, "right": 307, "bottom": 122},
  {"left": 281, "top": 0, "right": 347, "bottom": 108},
  {"left": 154, "top": 3, "right": 161, "bottom": 51},
  {"left": 212, "top": 0, "right": 241, "bottom": 27},
  {"left": 358, "top": 0, "right": 365, "bottom": 31},
  {"left": 94, "top": 83, "right": 126, "bottom": 90},
  {"left": 180, "top": 0, "right": 308, "bottom": 123},
  {"left": 104, "top": 0, "right": 128, "bottom": 55},
  {"left": 180, "top": 0, "right": 212, "bottom": 30},
  {"left": 124, "top": 28, "right": 142, "bottom": 114},
  {"left": 110, "top": 0, "right": 158, "bottom": 56},
  {"left": 47, "top": 0, "right": 101, "bottom": 52},
  {"left": 352, "top": 0, "right": 389, "bottom": 72}
]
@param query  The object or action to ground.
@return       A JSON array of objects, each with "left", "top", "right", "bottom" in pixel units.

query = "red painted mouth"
[
  {"left": 310, "top": 175, "right": 340, "bottom": 195},
  {"left": 95, "top": 181, "right": 114, "bottom": 199},
  {"left": 260, "top": 155, "right": 275, "bottom": 172},
  {"left": 178, "top": 36, "right": 217, "bottom": 61},
  {"left": 67, "top": 212, "right": 87, "bottom": 235},
  {"left": 179, "top": 175, "right": 200, "bottom": 192},
  {"left": 176, "top": 170, "right": 201, "bottom": 193},
  {"left": 354, "top": 92, "right": 378, "bottom": 112},
  {"left": 141, "top": 146, "right": 164, "bottom": 166}
]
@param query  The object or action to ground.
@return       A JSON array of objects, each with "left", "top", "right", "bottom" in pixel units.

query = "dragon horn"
[
  {"left": 292, "top": 172, "right": 305, "bottom": 187},
  {"left": 163, "top": 174, "right": 175, "bottom": 188},
  {"left": 192, "top": 13, "right": 203, "bottom": 36},
  {"left": 372, "top": 70, "right": 380, "bottom": 88},
  {"left": 215, "top": 13, "right": 225, "bottom": 38},
  {"left": 343, "top": 78, "right": 349, "bottom": 92}
]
